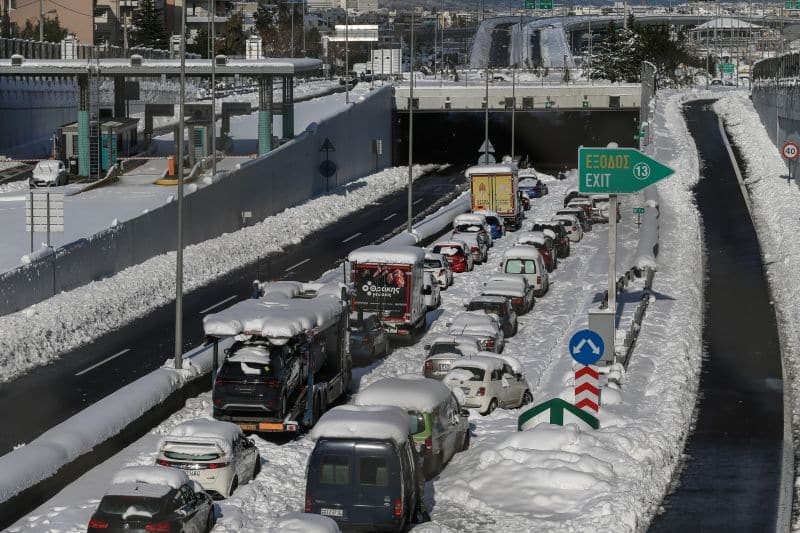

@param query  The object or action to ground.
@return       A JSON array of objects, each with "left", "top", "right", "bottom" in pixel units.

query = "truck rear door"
[
  {"left": 493, "top": 174, "right": 515, "bottom": 215},
  {"left": 471, "top": 174, "right": 493, "bottom": 212}
]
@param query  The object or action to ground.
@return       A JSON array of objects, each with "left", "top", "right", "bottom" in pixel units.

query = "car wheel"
[
  {"left": 521, "top": 390, "right": 533, "bottom": 406},
  {"left": 482, "top": 399, "right": 498, "bottom": 416},
  {"left": 205, "top": 508, "right": 215, "bottom": 532},
  {"left": 228, "top": 477, "right": 239, "bottom": 498}
]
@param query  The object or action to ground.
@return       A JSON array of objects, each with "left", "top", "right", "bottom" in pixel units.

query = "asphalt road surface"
[
  {"left": 0, "top": 166, "right": 466, "bottom": 455},
  {"left": 649, "top": 100, "right": 784, "bottom": 531}
]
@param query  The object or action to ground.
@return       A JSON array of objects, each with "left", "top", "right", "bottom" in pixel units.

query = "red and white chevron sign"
[{"left": 574, "top": 365, "right": 600, "bottom": 416}]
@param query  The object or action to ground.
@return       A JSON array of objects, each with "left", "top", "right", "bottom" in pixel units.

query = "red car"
[
  {"left": 515, "top": 232, "right": 557, "bottom": 272},
  {"left": 431, "top": 241, "right": 474, "bottom": 273}
]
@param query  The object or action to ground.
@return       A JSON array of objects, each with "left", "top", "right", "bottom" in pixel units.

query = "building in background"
[{"left": 5, "top": 0, "right": 95, "bottom": 43}]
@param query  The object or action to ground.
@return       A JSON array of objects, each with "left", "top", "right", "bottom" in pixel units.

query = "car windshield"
[
  {"left": 424, "top": 259, "right": 442, "bottom": 269},
  {"left": 98, "top": 496, "right": 164, "bottom": 516},
  {"left": 320, "top": 455, "right": 351, "bottom": 485},
  {"left": 458, "top": 367, "right": 485, "bottom": 381},
  {"left": 467, "top": 302, "right": 505, "bottom": 316},
  {"left": 505, "top": 259, "right": 537, "bottom": 275},
  {"left": 429, "top": 343, "right": 463, "bottom": 356}
]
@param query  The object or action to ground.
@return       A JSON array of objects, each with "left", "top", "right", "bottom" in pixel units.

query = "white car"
[
  {"left": 156, "top": 418, "right": 261, "bottom": 499},
  {"left": 447, "top": 311, "right": 505, "bottom": 353},
  {"left": 443, "top": 354, "right": 532, "bottom": 415},
  {"left": 552, "top": 214, "right": 583, "bottom": 242},
  {"left": 424, "top": 252, "right": 453, "bottom": 288},
  {"left": 423, "top": 334, "right": 484, "bottom": 380},
  {"left": 452, "top": 213, "right": 493, "bottom": 246},
  {"left": 500, "top": 246, "right": 550, "bottom": 296},
  {"left": 423, "top": 271, "right": 441, "bottom": 310},
  {"left": 29, "top": 160, "right": 68, "bottom": 187}
]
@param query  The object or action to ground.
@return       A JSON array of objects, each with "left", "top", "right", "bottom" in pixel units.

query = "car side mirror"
[{"left": 445, "top": 321, "right": 452, "bottom": 328}]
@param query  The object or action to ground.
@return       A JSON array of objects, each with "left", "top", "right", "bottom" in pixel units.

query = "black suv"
[
  {"left": 531, "top": 221, "right": 571, "bottom": 259},
  {"left": 464, "top": 295, "right": 518, "bottom": 337}
]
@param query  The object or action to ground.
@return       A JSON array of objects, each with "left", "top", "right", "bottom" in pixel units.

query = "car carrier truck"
[{"left": 203, "top": 280, "right": 352, "bottom": 433}]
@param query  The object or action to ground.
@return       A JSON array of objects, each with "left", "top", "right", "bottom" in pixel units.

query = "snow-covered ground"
[
  {"left": 0, "top": 164, "right": 437, "bottom": 384},
  {"left": 713, "top": 94, "right": 800, "bottom": 530},
  {"left": 9, "top": 103, "right": 705, "bottom": 531}
]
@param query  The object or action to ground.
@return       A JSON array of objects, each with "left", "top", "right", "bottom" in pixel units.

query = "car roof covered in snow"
[
  {"left": 517, "top": 168, "right": 537, "bottom": 178},
  {"left": 487, "top": 275, "right": 528, "bottom": 288},
  {"left": 473, "top": 209, "right": 501, "bottom": 222},
  {"left": 355, "top": 375, "right": 453, "bottom": 412},
  {"left": 448, "top": 312, "right": 500, "bottom": 336},
  {"left": 109, "top": 466, "right": 189, "bottom": 496},
  {"left": 493, "top": 354, "right": 525, "bottom": 375},
  {"left": 451, "top": 355, "right": 505, "bottom": 373},
  {"left": 429, "top": 335, "right": 482, "bottom": 351},
  {"left": 424, "top": 252, "right": 445, "bottom": 263},
  {"left": 450, "top": 231, "right": 481, "bottom": 246},
  {"left": 552, "top": 214, "right": 579, "bottom": 223},
  {"left": 159, "top": 418, "right": 243, "bottom": 455},
  {"left": 465, "top": 163, "right": 517, "bottom": 177},
  {"left": 453, "top": 213, "right": 487, "bottom": 226},
  {"left": 431, "top": 240, "right": 469, "bottom": 252},
  {"left": 518, "top": 177, "right": 540, "bottom": 186},
  {"left": 516, "top": 231, "right": 547, "bottom": 246},
  {"left": 260, "top": 281, "right": 304, "bottom": 300},
  {"left": 33, "top": 160, "right": 60, "bottom": 172},
  {"left": 310, "top": 405, "right": 410, "bottom": 445},
  {"left": 468, "top": 295, "right": 508, "bottom": 305},
  {"left": 502, "top": 246, "right": 542, "bottom": 261},
  {"left": 203, "top": 294, "right": 342, "bottom": 342},
  {"left": 348, "top": 245, "right": 425, "bottom": 265}
]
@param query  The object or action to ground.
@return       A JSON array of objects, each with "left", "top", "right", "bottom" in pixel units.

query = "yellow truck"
[{"left": 466, "top": 164, "right": 522, "bottom": 230}]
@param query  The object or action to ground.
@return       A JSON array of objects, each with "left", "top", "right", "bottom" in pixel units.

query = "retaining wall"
[{"left": 0, "top": 86, "right": 394, "bottom": 316}]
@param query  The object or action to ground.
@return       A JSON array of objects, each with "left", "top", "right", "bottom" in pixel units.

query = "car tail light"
[
  {"left": 88, "top": 518, "right": 109, "bottom": 530},
  {"left": 396, "top": 328, "right": 410, "bottom": 336},
  {"left": 362, "top": 335, "right": 373, "bottom": 344},
  {"left": 425, "top": 436, "right": 433, "bottom": 452},
  {"left": 394, "top": 499, "right": 403, "bottom": 518},
  {"left": 511, "top": 297, "right": 523, "bottom": 305},
  {"left": 145, "top": 522, "right": 172, "bottom": 532},
  {"left": 485, "top": 338, "right": 495, "bottom": 349},
  {"left": 305, "top": 494, "right": 312, "bottom": 513},
  {"left": 207, "top": 462, "right": 230, "bottom": 469},
  {"left": 471, "top": 246, "right": 479, "bottom": 254},
  {"left": 537, "top": 275, "right": 542, "bottom": 285},
  {"left": 424, "top": 360, "right": 433, "bottom": 372},
  {"left": 477, "top": 387, "right": 486, "bottom": 396},
  {"left": 156, "top": 459, "right": 171, "bottom": 466}
]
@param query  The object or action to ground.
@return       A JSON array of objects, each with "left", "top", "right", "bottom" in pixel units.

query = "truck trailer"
[
  {"left": 466, "top": 164, "right": 523, "bottom": 231},
  {"left": 203, "top": 281, "right": 352, "bottom": 433}
]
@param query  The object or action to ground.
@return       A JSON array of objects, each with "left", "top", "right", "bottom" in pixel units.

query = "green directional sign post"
[
  {"left": 524, "top": 0, "right": 535, "bottom": 8},
  {"left": 578, "top": 146, "right": 674, "bottom": 194},
  {"left": 539, "top": 0, "right": 553, "bottom": 9},
  {"left": 578, "top": 145, "right": 674, "bottom": 334}
]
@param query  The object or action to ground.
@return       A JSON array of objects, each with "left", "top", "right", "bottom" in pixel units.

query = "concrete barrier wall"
[
  {"left": 0, "top": 86, "right": 394, "bottom": 316},
  {"left": 751, "top": 86, "right": 800, "bottom": 148}
]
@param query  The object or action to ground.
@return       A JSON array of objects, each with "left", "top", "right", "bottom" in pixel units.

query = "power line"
[{"left": 47, "top": 0, "right": 94, "bottom": 18}]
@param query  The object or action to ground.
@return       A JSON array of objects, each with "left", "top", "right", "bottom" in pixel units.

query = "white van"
[{"left": 500, "top": 246, "right": 549, "bottom": 296}]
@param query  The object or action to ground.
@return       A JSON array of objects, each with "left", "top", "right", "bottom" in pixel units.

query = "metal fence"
[
  {"left": 751, "top": 52, "right": 800, "bottom": 148},
  {"left": 0, "top": 37, "right": 199, "bottom": 60}
]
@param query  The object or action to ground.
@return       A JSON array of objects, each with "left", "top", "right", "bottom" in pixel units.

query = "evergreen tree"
[
  {"left": 219, "top": 12, "right": 245, "bottom": 56},
  {"left": 2, "top": 11, "right": 17, "bottom": 39},
  {"left": 131, "top": 0, "right": 169, "bottom": 50},
  {"left": 188, "top": 27, "right": 210, "bottom": 58}
]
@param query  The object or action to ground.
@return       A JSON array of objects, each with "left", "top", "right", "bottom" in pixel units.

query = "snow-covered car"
[
  {"left": 355, "top": 375, "right": 470, "bottom": 478},
  {"left": 464, "top": 295, "right": 517, "bottom": 337},
  {"left": 559, "top": 205, "right": 592, "bottom": 232},
  {"left": 156, "top": 418, "right": 260, "bottom": 499},
  {"left": 423, "top": 335, "right": 483, "bottom": 380},
  {"left": 563, "top": 189, "right": 589, "bottom": 207},
  {"left": 473, "top": 210, "right": 505, "bottom": 240},
  {"left": 450, "top": 230, "right": 489, "bottom": 264},
  {"left": 551, "top": 214, "right": 583, "bottom": 242},
  {"left": 516, "top": 231, "right": 557, "bottom": 272},
  {"left": 481, "top": 274, "right": 536, "bottom": 315},
  {"left": 590, "top": 195, "right": 621, "bottom": 223},
  {"left": 452, "top": 213, "right": 493, "bottom": 246},
  {"left": 500, "top": 246, "right": 550, "bottom": 297},
  {"left": 519, "top": 177, "right": 543, "bottom": 199},
  {"left": 431, "top": 240, "right": 474, "bottom": 273},
  {"left": 349, "top": 312, "right": 390, "bottom": 363},
  {"left": 424, "top": 252, "right": 453, "bottom": 288},
  {"left": 530, "top": 221, "right": 570, "bottom": 258},
  {"left": 423, "top": 271, "right": 441, "bottom": 310},
  {"left": 710, "top": 78, "right": 723, "bottom": 86},
  {"left": 29, "top": 160, "right": 68, "bottom": 187},
  {"left": 87, "top": 466, "right": 215, "bottom": 532},
  {"left": 443, "top": 355, "right": 532, "bottom": 415},
  {"left": 519, "top": 190, "right": 531, "bottom": 211},
  {"left": 447, "top": 311, "right": 505, "bottom": 353}
]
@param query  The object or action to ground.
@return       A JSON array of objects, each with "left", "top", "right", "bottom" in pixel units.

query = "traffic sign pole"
[{"left": 608, "top": 194, "right": 617, "bottom": 320}]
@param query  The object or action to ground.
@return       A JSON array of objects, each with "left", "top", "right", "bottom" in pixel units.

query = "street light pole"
[
  {"left": 175, "top": 0, "right": 188, "bottom": 369},
  {"left": 39, "top": 0, "right": 44, "bottom": 42},
  {"left": 484, "top": 62, "right": 489, "bottom": 164},
  {"left": 210, "top": 0, "right": 216, "bottom": 180},
  {"left": 511, "top": 67, "right": 516, "bottom": 161},
  {"left": 345, "top": 6, "right": 350, "bottom": 104},
  {"left": 407, "top": 5, "right": 415, "bottom": 233}
]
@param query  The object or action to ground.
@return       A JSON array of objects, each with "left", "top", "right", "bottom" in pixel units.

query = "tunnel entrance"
[{"left": 394, "top": 110, "right": 639, "bottom": 171}]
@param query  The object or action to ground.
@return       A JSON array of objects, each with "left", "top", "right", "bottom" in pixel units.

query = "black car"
[
  {"left": 88, "top": 470, "right": 215, "bottom": 532},
  {"left": 464, "top": 295, "right": 518, "bottom": 337},
  {"left": 306, "top": 435, "right": 423, "bottom": 532},
  {"left": 531, "top": 222, "right": 570, "bottom": 259},
  {"left": 563, "top": 190, "right": 589, "bottom": 207}
]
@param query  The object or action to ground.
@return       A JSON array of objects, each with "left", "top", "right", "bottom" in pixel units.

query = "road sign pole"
[
  {"left": 29, "top": 191, "right": 34, "bottom": 253},
  {"left": 46, "top": 192, "right": 51, "bottom": 247},
  {"left": 575, "top": 365, "right": 600, "bottom": 417},
  {"left": 608, "top": 194, "right": 617, "bottom": 328}
]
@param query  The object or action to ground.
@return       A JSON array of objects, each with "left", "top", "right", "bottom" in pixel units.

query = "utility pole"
[
  {"left": 484, "top": 62, "right": 489, "bottom": 164},
  {"left": 39, "top": 0, "right": 44, "bottom": 42},
  {"left": 407, "top": 5, "right": 415, "bottom": 233},
  {"left": 345, "top": 6, "right": 350, "bottom": 104},
  {"left": 210, "top": 0, "right": 216, "bottom": 180},
  {"left": 174, "top": 0, "right": 187, "bottom": 369},
  {"left": 291, "top": 0, "right": 295, "bottom": 58}
]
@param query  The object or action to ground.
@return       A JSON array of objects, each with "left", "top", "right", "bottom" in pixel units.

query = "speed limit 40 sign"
[{"left": 782, "top": 141, "right": 799, "bottom": 161}]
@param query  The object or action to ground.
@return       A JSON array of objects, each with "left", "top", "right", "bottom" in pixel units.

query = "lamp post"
[
  {"left": 345, "top": 6, "right": 350, "bottom": 104},
  {"left": 209, "top": 0, "right": 216, "bottom": 180},
  {"left": 484, "top": 61, "right": 489, "bottom": 164},
  {"left": 407, "top": 5, "right": 415, "bottom": 233},
  {"left": 175, "top": 0, "right": 188, "bottom": 369}
]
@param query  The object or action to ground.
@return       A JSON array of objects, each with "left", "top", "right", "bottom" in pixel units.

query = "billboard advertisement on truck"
[
  {"left": 352, "top": 264, "right": 410, "bottom": 317},
  {"left": 466, "top": 164, "right": 522, "bottom": 230}
]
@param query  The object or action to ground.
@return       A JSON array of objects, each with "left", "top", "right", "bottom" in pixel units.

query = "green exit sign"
[
  {"left": 524, "top": 0, "right": 535, "bottom": 8},
  {"left": 633, "top": 207, "right": 646, "bottom": 214},
  {"left": 578, "top": 147, "right": 675, "bottom": 194},
  {"left": 539, "top": 0, "right": 553, "bottom": 9}
]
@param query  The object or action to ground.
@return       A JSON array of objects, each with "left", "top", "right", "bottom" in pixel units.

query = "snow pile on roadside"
[
  {"left": 714, "top": 94, "right": 800, "bottom": 527},
  {"left": 0, "top": 164, "right": 437, "bottom": 383},
  {"left": 0, "top": 179, "right": 28, "bottom": 194}
]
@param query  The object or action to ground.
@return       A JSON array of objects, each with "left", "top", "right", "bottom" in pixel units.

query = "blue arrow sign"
[{"left": 569, "top": 329, "right": 605, "bottom": 365}]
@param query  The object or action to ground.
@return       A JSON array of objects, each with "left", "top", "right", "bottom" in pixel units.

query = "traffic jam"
[{"left": 86, "top": 162, "right": 617, "bottom": 533}]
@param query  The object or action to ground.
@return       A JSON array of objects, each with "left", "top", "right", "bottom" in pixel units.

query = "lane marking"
[
  {"left": 284, "top": 258, "right": 310, "bottom": 272},
  {"left": 75, "top": 349, "right": 131, "bottom": 377},
  {"left": 199, "top": 295, "right": 238, "bottom": 314},
  {"left": 342, "top": 232, "right": 362, "bottom": 243},
  {"left": 383, "top": 213, "right": 397, "bottom": 221},
  {"left": 413, "top": 198, "right": 424, "bottom": 205}
]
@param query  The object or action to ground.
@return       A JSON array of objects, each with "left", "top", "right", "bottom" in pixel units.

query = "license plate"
[
  {"left": 321, "top": 508, "right": 344, "bottom": 517},
  {"left": 187, "top": 470, "right": 201, "bottom": 476},
  {"left": 238, "top": 423, "right": 257, "bottom": 431},
  {"left": 439, "top": 363, "right": 450, "bottom": 370},
  {"left": 258, "top": 422, "right": 285, "bottom": 431},
  {"left": 235, "top": 386, "right": 255, "bottom": 395}
]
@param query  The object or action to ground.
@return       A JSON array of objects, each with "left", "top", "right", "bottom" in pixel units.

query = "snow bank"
[
  {"left": 20, "top": 245, "right": 54, "bottom": 265},
  {"left": 714, "top": 94, "right": 800, "bottom": 528},
  {"left": 633, "top": 187, "right": 660, "bottom": 270},
  {"left": 268, "top": 512, "right": 340, "bottom": 533},
  {"left": 0, "top": 164, "right": 436, "bottom": 383}
]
